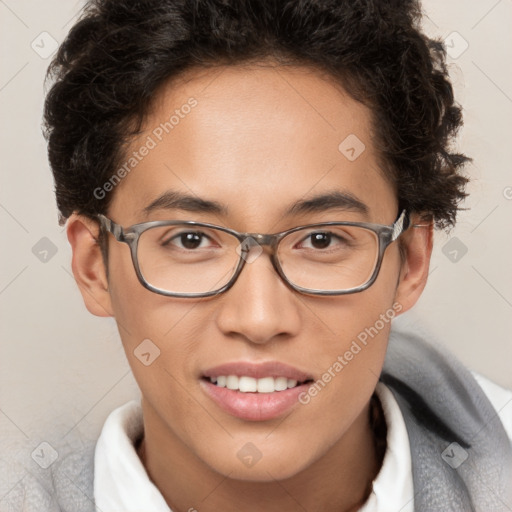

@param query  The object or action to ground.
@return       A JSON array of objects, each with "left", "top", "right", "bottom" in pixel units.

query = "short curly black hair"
[{"left": 43, "top": 0, "right": 470, "bottom": 230}]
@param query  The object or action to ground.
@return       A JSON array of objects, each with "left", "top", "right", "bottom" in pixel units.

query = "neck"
[{"left": 137, "top": 395, "right": 386, "bottom": 512}]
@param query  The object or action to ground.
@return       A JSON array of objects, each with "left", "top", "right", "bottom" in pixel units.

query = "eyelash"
[{"left": 162, "top": 229, "right": 351, "bottom": 252}]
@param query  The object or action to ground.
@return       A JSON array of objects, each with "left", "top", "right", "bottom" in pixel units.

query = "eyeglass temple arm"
[
  {"left": 391, "top": 210, "right": 410, "bottom": 241},
  {"left": 403, "top": 211, "right": 432, "bottom": 229},
  {"left": 97, "top": 214, "right": 125, "bottom": 240},
  {"left": 391, "top": 210, "right": 432, "bottom": 240}
]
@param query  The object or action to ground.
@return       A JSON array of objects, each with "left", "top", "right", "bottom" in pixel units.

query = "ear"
[
  {"left": 66, "top": 213, "right": 114, "bottom": 317},
  {"left": 394, "top": 215, "right": 433, "bottom": 315}
]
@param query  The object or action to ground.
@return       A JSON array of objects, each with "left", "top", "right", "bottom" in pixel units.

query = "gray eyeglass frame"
[{"left": 95, "top": 209, "right": 411, "bottom": 298}]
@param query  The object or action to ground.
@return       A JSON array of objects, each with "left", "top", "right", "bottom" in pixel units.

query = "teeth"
[
  {"left": 226, "top": 375, "right": 239, "bottom": 390},
  {"left": 274, "top": 377, "right": 288, "bottom": 391},
  {"left": 239, "top": 376, "right": 257, "bottom": 392},
  {"left": 209, "top": 375, "right": 302, "bottom": 393}
]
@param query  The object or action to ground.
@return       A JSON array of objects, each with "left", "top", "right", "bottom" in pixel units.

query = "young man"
[{"left": 24, "top": 0, "right": 512, "bottom": 510}]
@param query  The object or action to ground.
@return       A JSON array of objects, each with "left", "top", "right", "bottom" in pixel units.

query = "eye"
[
  {"left": 162, "top": 230, "right": 216, "bottom": 250},
  {"left": 304, "top": 232, "right": 333, "bottom": 250},
  {"left": 298, "top": 230, "right": 351, "bottom": 251}
]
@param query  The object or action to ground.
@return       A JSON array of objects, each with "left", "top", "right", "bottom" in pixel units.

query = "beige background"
[{"left": 1, "top": 0, "right": 511, "bottom": 462}]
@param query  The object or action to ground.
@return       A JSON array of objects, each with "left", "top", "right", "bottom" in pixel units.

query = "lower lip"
[{"left": 200, "top": 379, "right": 311, "bottom": 421}]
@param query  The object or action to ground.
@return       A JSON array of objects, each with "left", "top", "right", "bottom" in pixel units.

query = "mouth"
[
  {"left": 199, "top": 362, "right": 315, "bottom": 421},
  {"left": 202, "top": 375, "right": 314, "bottom": 393}
]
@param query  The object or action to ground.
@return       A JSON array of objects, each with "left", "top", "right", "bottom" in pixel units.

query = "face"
[{"left": 69, "top": 63, "right": 431, "bottom": 483}]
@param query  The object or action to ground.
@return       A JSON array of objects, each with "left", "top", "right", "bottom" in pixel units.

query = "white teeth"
[
  {"left": 226, "top": 375, "right": 239, "bottom": 390},
  {"left": 274, "top": 377, "right": 288, "bottom": 391},
  {"left": 239, "top": 376, "right": 257, "bottom": 392},
  {"left": 209, "top": 375, "right": 304, "bottom": 393},
  {"left": 257, "top": 377, "right": 275, "bottom": 393}
]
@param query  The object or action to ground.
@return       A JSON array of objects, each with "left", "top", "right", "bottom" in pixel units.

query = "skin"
[{"left": 67, "top": 62, "right": 433, "bottom": 512}]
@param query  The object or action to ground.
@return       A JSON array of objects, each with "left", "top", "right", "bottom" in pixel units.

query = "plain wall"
[{"left": 1, "top": 0, "right": 511, "bottom": 464}]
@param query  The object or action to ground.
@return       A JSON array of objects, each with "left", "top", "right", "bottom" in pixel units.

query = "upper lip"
[{"left": 202, "top": 361, "right": 314, "bottom": 382}]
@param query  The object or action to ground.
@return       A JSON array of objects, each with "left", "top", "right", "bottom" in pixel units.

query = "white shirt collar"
[
  {"left": 359, "top": 382, "right": 414, "bottom": 511},
  {"left": 94, "top": 399, "right": 171, "bottom": 511},
  {"left": 94, "top": 382, "right": 414, "bottom": 512}
]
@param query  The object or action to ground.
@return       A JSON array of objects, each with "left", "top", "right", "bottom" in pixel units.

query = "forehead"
[{"left": 109, "top": 63, "right": 397, "bottom": 228}]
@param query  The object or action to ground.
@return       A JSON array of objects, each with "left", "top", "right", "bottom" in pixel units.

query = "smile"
[{"left": 207, "top": 375, "right": 311, "bottom": 393}]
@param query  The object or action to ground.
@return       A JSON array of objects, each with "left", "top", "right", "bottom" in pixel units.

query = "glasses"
[{"left": 96, "top": 210, "right": 411, "bottom": 298}]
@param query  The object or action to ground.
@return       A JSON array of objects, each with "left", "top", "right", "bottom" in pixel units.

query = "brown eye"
[
  {"left": 174, "top": 232, "right": 205, "bottom": 250},
  {"left": 309, "top": 232, "right": 332, "bottom": 249},
  {"left": 297, "top": 230, "right": 351, "bottom": 251},
  {"left": 160, "top": 230, "right": 215, "bottom": 251}
]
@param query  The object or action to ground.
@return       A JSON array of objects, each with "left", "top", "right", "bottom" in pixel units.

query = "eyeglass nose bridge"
[
  {"left": 237, "top": 233, "right": 283, "bottom": 263},
  {"left": 241, "top": 233, "right": 279, "bottom": 247},
  {"left": 230, "top": 232, "right": 298, "bottom": 297}
]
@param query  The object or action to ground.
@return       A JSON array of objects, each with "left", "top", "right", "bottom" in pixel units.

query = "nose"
[{"left": 214, "top": 246, "right": 302, "bottom": 345}]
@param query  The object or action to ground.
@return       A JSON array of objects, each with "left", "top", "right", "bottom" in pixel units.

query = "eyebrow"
[
  {"left": 286, "top": 190, "right": 368, "bottom": 217},
  {"left": 141, "top": 191, "right": 228, "bottom": 217},
  {"left": 141, "top": 189, "right": 369, "bottom": 218}
]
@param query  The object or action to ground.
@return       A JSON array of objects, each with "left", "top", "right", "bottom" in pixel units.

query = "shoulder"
[
  {"left": 1, "top": 436, "right": 97, "bottom": 512},
  {"left": 471, "top": 370, "right": 512, "bottom": 443}
]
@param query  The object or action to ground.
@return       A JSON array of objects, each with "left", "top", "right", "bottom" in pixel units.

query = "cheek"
[
  {"left": 309, "top": 243, "right": 401, "bottom": 352},
  {"left": 106, "top": 245, "right": 202, "bottom": 385},
  {"left": 299, "top": 246, "right": 402, "bottom": 412},
  {"left": 109, "top": 281, "right": 207, "bottom": 444},
  {"left": 107, "top": 242, "right": 179, "bottom": 339}
]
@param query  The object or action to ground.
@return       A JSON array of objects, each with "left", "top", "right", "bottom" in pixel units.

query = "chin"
[
  {"left": 201, "top": 441, "right": 314, "bottom": 482},
  {"left": 214, "top": 462, "right": 307, "bottom": 483}
]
